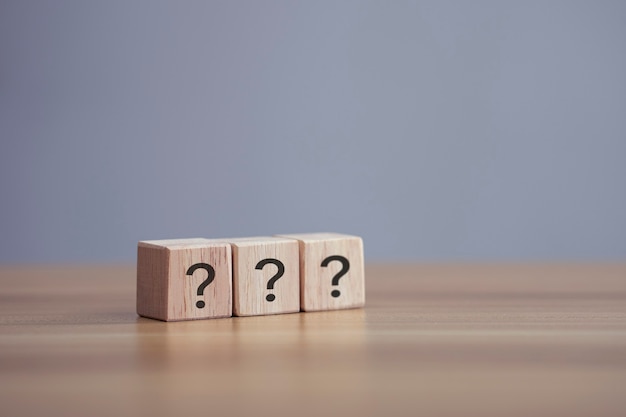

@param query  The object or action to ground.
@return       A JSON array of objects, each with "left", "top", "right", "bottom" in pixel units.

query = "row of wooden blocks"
[{"left": 136, "top": 233, "right": 365, "bottom": 321}]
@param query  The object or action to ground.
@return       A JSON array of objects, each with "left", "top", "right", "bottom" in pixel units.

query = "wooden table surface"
[{"left": 1, "top": 264, "right": 625, "bottom": 416}]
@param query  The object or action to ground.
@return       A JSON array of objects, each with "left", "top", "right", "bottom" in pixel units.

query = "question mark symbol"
[
  {"left": 321, "top": 255, "right": 350, "bottom": 298},
  {"left": 186, "top": 263, "right": 215, "bottom": 309},
  {"left": 255, "top": 258, "right": 285, "bottom": 302}
]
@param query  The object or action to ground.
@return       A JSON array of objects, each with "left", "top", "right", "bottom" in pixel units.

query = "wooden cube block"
[
  {"left": 136, "top": 238, "right": 232, "bottom": 321},
  {"left": 276, "top": 233, "right": 365, "bottom": 312},
  {"left": 228, "top": 237, "right": 300, "bottom": 316}
]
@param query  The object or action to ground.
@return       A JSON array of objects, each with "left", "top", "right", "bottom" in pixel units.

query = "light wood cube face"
[
  {"left": 229, "top": 237, "right": 300, "bottom": 317},
  {"left": 277, "top": 233, "right": 365, "bottom": 312},
  {"left": 136, "top": 238, "right": 232, "bottom": 321}
]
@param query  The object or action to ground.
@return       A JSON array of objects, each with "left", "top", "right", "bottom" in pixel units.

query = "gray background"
[{"left": 1, "top": 1, "right": 625, "bottom": 263}]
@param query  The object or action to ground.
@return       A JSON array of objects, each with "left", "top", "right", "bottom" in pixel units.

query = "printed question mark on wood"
[
  {"left": 321, "top": 255, "right": 350, "bottom": 298},
  {"left": 255, "top": 258, "right": 285, "bottom": 302},
  {"left": 186, "top": 263, "right": 215, "bottom": 309}
]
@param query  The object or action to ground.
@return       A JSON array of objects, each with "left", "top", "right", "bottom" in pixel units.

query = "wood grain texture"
[
  {"left": 277, "top": 233, "right": 365, "bottom": 311},
  {"left": 1, "top": 264, "right": 626, "bottom": 417},
  {"left": 228, "top": 237, "right": 300, "bottom": 316},
  {"left": 137, "top": 238, "right": 232, "bottom": 321}
]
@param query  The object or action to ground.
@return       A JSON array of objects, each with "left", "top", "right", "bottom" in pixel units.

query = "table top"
[{"left": 1, "top": 264, "right": 625, "bottom": 416}]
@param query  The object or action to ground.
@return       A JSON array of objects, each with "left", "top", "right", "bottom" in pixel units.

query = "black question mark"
[
  {"left": 255, "top": 258, "right": 285, "bottom": 302},
  {"left": 186, "top": 263, "right": 215, "bottom": 309},
  {"left": 321, "top": 255, "right": 350, "bottom": 298}
]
